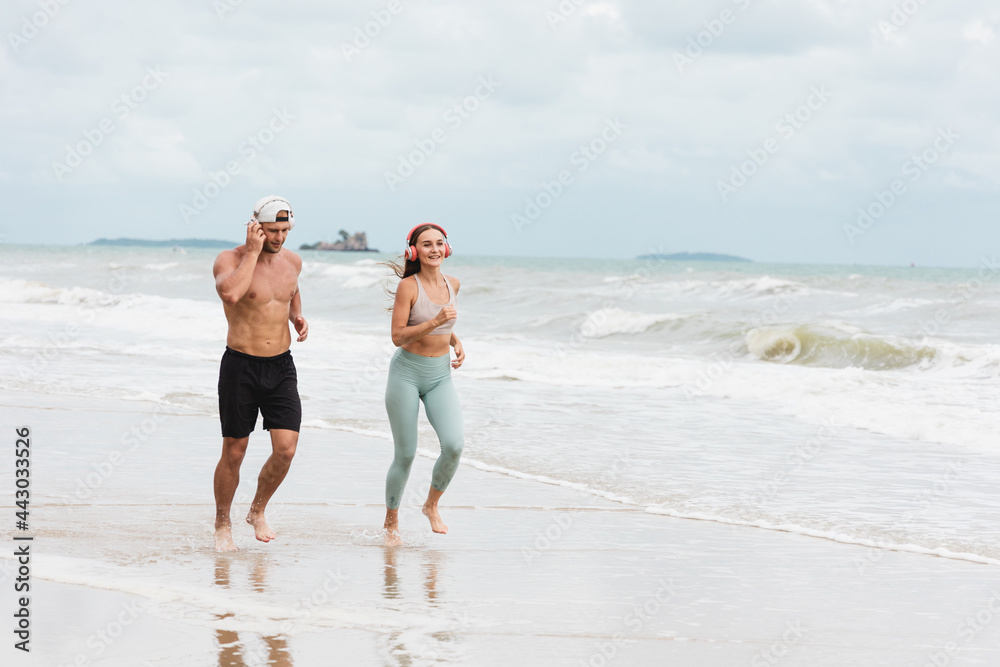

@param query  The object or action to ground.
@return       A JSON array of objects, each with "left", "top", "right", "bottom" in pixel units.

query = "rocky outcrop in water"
[{"left": 301, "top": 232, "right": 378, "bottom": 252}]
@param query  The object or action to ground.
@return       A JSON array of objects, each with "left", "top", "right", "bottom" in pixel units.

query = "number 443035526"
[{"left": 15, "top": 426, "right": 30, "bottom": 528}]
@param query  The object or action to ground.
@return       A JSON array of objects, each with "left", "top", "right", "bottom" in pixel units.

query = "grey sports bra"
[{"left": 407, "top": 274, "right": 456, "bottom": 336}]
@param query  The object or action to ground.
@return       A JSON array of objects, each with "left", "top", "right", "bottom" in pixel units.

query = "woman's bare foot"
[
  {"left": 384, "top": 507, "right": 402, "bottom": 546},
  {"left": 215, "top": 522, "right": 238, "bottom": 552},
  {"left": 246, "top": 510, "right": 276, "bottom": 542},
  {"left": 422, "top": 503, "right": 448, "bottom": 534},
  {"left": 422, "top": 487, "right": 449, "bottom": 534}
]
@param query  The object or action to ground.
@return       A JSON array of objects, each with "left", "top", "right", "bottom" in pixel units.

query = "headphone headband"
[{"left": 406, "top": 223, "right": 448, "bottom": 244}]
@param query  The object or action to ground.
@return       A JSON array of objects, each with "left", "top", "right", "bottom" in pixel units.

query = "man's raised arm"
[{"left": 214, "top": 223, "right": 265, "bottom": 305}]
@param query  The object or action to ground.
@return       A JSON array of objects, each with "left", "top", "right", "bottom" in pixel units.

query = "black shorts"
[{"left": 218, "top": 347, "right": 301, "bottom": 438}]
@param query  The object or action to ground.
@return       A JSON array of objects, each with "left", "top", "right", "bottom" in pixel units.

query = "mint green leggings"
[{"left": 384, "top": 348, "right": 464, "bottom": 509}]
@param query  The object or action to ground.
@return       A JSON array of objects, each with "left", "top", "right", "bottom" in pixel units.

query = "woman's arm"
[
  {"left": 449, "top": 332, "right": 465, "bottom": 368},
  {"left": 448, "top": 277, "right": 463, "bottom": 367}
]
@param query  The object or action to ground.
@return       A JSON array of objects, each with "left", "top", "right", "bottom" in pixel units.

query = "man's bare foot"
[
  {"left": 246, "top": 511, "right": 276, "bottom": 543},
  {"left": 215, "top": 524, "right": 238, "bottom": 552},
  {"left": 422, "top": 504, "right": 448, "bottom": 534}
]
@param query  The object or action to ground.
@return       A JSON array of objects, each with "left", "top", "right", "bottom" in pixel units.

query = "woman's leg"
[
  {"left": 384, "top": 358, "right": 421, "bottom": 537},
  {"left": 421, "top": 376, "right": 464, "bottom": 533}
]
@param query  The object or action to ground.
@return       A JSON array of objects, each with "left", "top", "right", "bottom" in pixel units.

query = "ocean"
[{"left": 2, "top": 242, "right": 999, "bottom": 571}]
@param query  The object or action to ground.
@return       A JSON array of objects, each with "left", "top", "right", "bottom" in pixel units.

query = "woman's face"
[{"left": 414, "top": 228, "right": 448, "bottom": 266}]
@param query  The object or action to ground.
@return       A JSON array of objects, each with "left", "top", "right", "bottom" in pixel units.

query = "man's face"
[{"left": 260, "top": 211, "right": 290, "bottom": 254}]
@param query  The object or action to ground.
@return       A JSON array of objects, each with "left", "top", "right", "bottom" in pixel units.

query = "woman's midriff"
[{"left": 403, "top": 333, "right": 451, "bottom": 358}]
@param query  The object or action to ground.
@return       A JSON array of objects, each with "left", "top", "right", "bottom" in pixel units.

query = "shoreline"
[{"left": 3, "top": 395, "right": 1000, "bottom": 665}]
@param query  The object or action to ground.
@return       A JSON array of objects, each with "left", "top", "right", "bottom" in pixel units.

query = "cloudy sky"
[{"left": 2, "top": 0, "right": 997, "bottom": 266}]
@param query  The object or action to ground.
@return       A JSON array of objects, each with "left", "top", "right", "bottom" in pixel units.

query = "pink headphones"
[{"left": 404, "top": 223, "right": 452, "bottom": 261}]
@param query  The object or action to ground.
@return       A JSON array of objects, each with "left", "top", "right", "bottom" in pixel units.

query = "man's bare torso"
[{"left": 219, "top": 246, "right": 301, "bottom": 357}]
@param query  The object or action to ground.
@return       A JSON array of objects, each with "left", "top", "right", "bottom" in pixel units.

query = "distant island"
[
  {"left": 89, "top": 238, "right": 234, "bottom": 248},
  {"left": 300, "top": 230, "right": 378, "bottom": 252},
  {"left": 636, "top": 252, "right": 752, "bottom": 262}
]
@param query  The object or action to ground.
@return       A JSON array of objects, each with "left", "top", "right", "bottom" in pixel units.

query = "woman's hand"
[
  {"left": 451, "top": 339, "right": 465, "bottom": 369},
  {"left": 435, "top": 305, "right": 457, "bottom": 327}
]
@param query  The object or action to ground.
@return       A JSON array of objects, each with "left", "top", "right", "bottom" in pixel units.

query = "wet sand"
[{"left": 2, "top": 394, "right": 1000, "bottom": 666}]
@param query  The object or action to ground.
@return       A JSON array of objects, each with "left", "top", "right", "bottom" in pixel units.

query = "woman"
[{"left": 383, "top": 223, "right": 465, "bottom": 541}]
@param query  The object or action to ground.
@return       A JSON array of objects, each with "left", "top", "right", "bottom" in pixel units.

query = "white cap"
[{"left": 253, "top": 196, "right": 294, "bottom": 225}]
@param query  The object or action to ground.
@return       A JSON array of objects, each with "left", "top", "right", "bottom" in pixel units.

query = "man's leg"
[
  {"left": 214, "top": 436, "right": 249, "bottom": 552},
  {"left": 246, "top": 428, "right": 298, "bottom": 542}
]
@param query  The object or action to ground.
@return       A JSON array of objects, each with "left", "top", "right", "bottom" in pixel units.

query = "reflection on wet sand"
[
  {"left": 380, "top": 547, "right": 462, "bottom": 665},
  {"left": 213, "top": 554, "right": 293, "bottom": 667}
]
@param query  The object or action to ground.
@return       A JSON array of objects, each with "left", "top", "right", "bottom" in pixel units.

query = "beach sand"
[{"left": 3, "top": 393, "right": 1000, "bottom": 666}]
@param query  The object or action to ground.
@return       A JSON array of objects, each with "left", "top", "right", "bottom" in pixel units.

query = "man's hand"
[
  {"left": 293, "top": 316, "right": 309, "bottom": 342},
  {"left": 246, "top": 220, "right": 266, "bottom": 256}
]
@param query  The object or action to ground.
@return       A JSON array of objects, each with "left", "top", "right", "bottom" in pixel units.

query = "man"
[{"left": 212, "top": 195, "right": 308, "bottom": 551}]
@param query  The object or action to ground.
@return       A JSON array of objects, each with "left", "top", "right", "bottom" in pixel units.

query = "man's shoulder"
[
  {"left": 281, "top": 248, "right": 303, "bottom": 270},
  {"left": 216, "top": 245, "right": 246, "bottom": 259},
  {"left": 213, "top": 246, "right": 244, "bottom": 271}
]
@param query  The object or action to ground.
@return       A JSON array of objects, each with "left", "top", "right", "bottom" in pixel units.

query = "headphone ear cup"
[
  {"left": 445, "top": 243, "right": 452, "bottom": 258},
  {"left": 404, "top": 246, "right": 414, "bottom": 262}
]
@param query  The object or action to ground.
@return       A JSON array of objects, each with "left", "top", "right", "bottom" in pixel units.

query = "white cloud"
[
  {"left": 963, "top": 20, "right": 996, "bottom": 44},
  {"left": 1, "top": 0, "right": 998, "bottom": 264}
]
